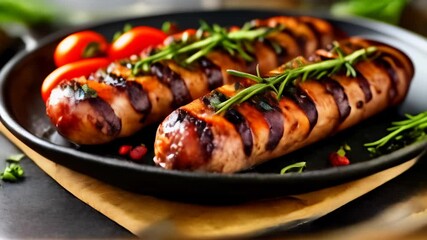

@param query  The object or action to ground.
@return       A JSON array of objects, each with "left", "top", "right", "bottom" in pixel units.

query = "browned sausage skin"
[
  {"left": 45, "top": 16, "right": 342, "bottom": 145},
  {"left": 153, "top": 37, "right": 414, "bottom": 173}
]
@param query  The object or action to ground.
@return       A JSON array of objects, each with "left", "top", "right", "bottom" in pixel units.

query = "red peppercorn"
[
  {"left": 329, "top": 152, "right": 350, "bottom": 166},
  {"left": 118, "top": 145, "right": 133, "bottom": 156},
  {"left": 129, "top": 145, "right": 148, "bottom": 161}
]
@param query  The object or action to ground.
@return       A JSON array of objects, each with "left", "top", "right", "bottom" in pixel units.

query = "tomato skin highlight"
[
  {"left": 108, "top": 26, "right": 167, "bottom": 60},
  {"left": 54, "top": 31, "right": 108, "bottom": 67},
  {"left": 41, "top": 58, "right": 110, "bottom": 102}
]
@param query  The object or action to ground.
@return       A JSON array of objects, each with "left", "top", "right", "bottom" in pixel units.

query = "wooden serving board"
[{"left": 0, "top": 122, "right": 417, "bottom": 239}]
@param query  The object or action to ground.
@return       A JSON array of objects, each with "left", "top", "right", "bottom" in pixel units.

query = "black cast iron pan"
[{"left": 0, "top": 9, "right": 426, "bottom": 203}]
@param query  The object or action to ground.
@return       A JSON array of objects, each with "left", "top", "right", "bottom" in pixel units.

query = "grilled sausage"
[
  {"left": 153, "top": 37, "right": 414, "bottom": 173},
  {"left": 45, "top": 16, "right": 341, "bottom": 145}
]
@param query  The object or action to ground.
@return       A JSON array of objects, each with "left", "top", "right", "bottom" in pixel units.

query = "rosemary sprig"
[
  {"left": 214, "top": 42, "right": 377, "bottom": 114},
  {"left": 364, "top": 111, "right": 427, "bottom": 154},
  {"left": 132, "top": 21, "right": 280, "bottom": 75}
]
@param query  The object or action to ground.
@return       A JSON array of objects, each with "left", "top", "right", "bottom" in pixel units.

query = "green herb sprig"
[
  {"left": 214, "top": 42, "right": 377, "bottom": 114},
  {"left": 132, "top": 21, "right": 280, "bottom": 74},
  {"left": 364, "top": 111, "right": 427, "bottom": 154},
  {"left": 1, "top": 154, "right": 25, "bottom": 182}
]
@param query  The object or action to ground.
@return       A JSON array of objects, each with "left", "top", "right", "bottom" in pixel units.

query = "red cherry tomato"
[
  {"left": 108, "top": 26, "right": 167, "bottom": 60},
  {"left": 54, "top": 31, "right": 108, "bottom": 67},
  {"left": 41, "top": 58, "right": 110, "bottom": 102}
]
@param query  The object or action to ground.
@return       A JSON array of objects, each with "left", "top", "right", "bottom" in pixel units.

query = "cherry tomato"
[
  {"left": 54, "top": 31, "right": 108, "bottom": 67},
  {"left": 41, "top": 58, "right": 110, "bottom": 102},
  {"left": 108, "top": 26, "right": 167, "bottom": 60}
]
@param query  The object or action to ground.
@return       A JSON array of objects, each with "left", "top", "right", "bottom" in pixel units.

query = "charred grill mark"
[
  {"left": 251, "top": 96, "right": 284, "bottom": 151},
  {"left": 88, "top": 98, "right": 121, "bottom": 136},
  {"left": 150, "top": 62, "right": 192, "bottom": 108},
  {"left": 382, "top": 53, "right": 404, "bottom": 69},
  {"left": 285, "top": 86, "right": 318, "bottom": 131},
  {"left": 282, "top": 28, "right": 306, "bottom": 55},
  {"left": 341, "top": 41, "right": 359, "bottom": 51},
  {"left": 199, "top": 57, "right": 224, "bottom": 90},
  {"left": 374, "top": 57, "right": 399, "bottom": 101},
  {"left": 125, "top": 81, "right": 152, "bottom": 122},
  {"left": 300, "top": 21, "right": 321, "bottom": 49},
  {"left": 264, "top": 39, "right": 288, "bottom": 65},
  {"left": 224, "top": 109, "right": 253, "bottom": 156},
  {"left": 264, "top": 110, "right": 284, "bottom": 150},
  {"left": 176, "top": 109, "right": 214, "bottom": 160},
  {"left": 322, "top": 77, "right": 351, "bottom": 122},
  {"left": 95, "top": 71, "right": 153, "bottom": 120},
  {"left": 355, "top": 69, "right": 373, "bottom": 103}
]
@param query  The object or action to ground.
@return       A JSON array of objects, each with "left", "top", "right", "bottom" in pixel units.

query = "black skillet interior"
[{"left": 0, "top": 9, "right": 426, "bottom": 203}]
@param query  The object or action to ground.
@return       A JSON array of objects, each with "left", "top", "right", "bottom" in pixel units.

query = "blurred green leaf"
[
  {"left": 331, "top": 0, "right": 409, "bottom": 25},
  {"left": 0, "top": 0, "right": 53, "bottom": 26}
]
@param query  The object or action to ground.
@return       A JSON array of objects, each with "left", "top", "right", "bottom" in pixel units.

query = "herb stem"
[
  {"left": 132, "top": 21, "right": 277, "bottom": 74},
  {"left": 364, "top": 111, "right": 427, "bottom": 149},
  {"left": 228, "top": 27, "right": 271, "bottom": 40},
  {"left": 215, "top": 45, "right": 377, "bottom": 113},
  {"left": 280, "top": 161, "right": 307, "bottom": 174}
]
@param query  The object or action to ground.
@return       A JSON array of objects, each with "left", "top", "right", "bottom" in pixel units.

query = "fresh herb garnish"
[
  {"left": 1, "top": 154, "right": 25, "bottom": 182},
  {"left": 280, "top": 161, "right": 306, "bottom": 174},
  {"left": 132, "top": 21, "right": 280, "bottom": 74},
  {"left": 337, "top": 143, "right": 351, "bottom": 156},
  {"left": 364, "top": 111, "right": 427, "bottom": 154},
  {"left": 214, "top": 42, "right": 377, "bottom": 114}
]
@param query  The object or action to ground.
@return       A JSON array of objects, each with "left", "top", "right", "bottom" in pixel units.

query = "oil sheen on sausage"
[
  {"left": 45, "top": 16, "right": 342, "bottom": 144},
  {"left": 153, "top": 37, "right": 414, "bottom": 173}
]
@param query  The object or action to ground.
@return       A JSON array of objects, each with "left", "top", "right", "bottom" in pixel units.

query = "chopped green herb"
[
  {"left": 336, "top": 144, "right": 351, "bottom": 157},
  {"left": 280, "top": 162, "right": 307, "bottom": 174},
  {"left": 337, "top": 147, "right": 346, "bottom": 157},
  {"left": 1, "top": 154, "right": 25, "bottom": 182},
  {"left": 343, "top": 143, "right": 351, "bottom": 151}
]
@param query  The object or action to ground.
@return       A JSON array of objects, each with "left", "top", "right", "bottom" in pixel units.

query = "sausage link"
[
  {"left": 153, "top": 37, "right": 414, "bottom": 173},
  {"left": 46, "top": 16, "right": 342, "bottom": 145}
]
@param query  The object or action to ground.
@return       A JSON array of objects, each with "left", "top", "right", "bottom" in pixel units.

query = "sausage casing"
[
  {"left": 153, "top": 37, "right": 414, "bottom": 173},
  {"left": 45, "top": 16, "right": 342, "bottom": 144}
]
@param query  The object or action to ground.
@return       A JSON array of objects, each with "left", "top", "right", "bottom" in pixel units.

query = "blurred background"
[{"left": 0, "top": 0, "right": 426, "bottom": 66}]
